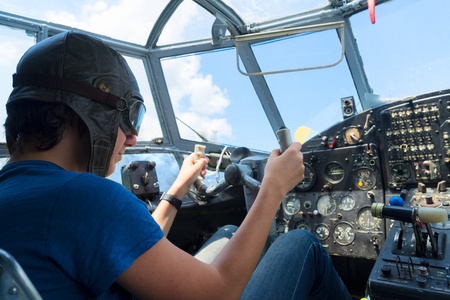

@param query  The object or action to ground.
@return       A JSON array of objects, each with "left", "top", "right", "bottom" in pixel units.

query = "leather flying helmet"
[{"left": 8, "top": 31, "right": 145, "bottom": 177}]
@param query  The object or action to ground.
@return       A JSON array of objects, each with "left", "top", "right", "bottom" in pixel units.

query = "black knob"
[
  {"left": 416, "top": 276, "right": 427, "bottom": 287},
  {"left": 224, "top": 164, "right": 242, "bottom": 185},
  {"left": 381, "top": 265, "right": 392, "bottom": 277}
]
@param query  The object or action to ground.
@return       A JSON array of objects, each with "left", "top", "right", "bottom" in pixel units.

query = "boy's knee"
[{"left": 275, "top": 229, "right": 320, "bottom": 248}]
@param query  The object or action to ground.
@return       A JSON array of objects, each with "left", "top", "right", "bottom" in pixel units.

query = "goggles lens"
[{"left": 120, "top": 99, "right": 146, "bottom": 136}]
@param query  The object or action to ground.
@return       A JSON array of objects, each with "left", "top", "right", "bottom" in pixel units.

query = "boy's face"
[{"left": 106, "top": 127, "right": 137, "bottom": 177}]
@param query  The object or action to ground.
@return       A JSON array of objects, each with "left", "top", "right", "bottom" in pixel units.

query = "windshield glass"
[
  {"left": 161, "top": 48, "right": 275, "bottom": 150},
  {"left": 222, "top": 0, "right": 329, "bottom": 23},
  {"left": 1, "top": 0, "right": 169, "bottom": 45},
  {"left": 1, "top": 0, "right": 449, "bottom": 149},
  {"left": 250, "top": 26, "right": 354, "bottom": 140},
  {"left": 0, "top": 26, "right": 35, "bottom": 143},
  {"left": 352, "top": 0, "right": 450, "bottom": 101}
]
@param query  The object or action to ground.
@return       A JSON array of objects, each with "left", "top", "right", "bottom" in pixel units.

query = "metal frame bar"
[
  {"left": 235, "top": 42, "right": 286, "bottom": 135},
  {"left": 235, "top": 22, "right": 345, "bottom": 76},
  {"left": 337, "top": 18, "right": 373, "bottom": 110}
]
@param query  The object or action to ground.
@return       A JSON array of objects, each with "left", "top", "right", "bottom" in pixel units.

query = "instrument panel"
[
  {"left": 274, "top": 89, "right": 450, "bottom": 259},
  {"left": 278, "top": 144, "right": 385, "bottom": 259}
]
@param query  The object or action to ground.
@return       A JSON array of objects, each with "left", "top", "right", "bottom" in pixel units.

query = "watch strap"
[{"left": 160, "top": 192, "right": 182, "bottom": 210}]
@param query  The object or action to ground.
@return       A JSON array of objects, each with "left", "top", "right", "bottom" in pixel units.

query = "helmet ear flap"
[{"left": 90, "top": 137, "right": 116, "bottom": 177}]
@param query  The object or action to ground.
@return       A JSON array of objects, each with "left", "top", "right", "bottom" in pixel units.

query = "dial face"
[
  {"left": 283, "top": 195, "right": 301, "bottom": 216},
  {"left": 296, "top": 163, "right": 316, "bottom": 191},
  {"left": 354, "top": 167, "right": 376, "bottom": 190},
  {"left": 344, "top": 127, "right": 362, "bottom": 145},
  {"left": 339, "top": 195, "right": 356, "bottom": 211},
  {"left": 324, "top": 162, "right": 344, "bottom": 184},
  {"left": 333, "top": 222, "right": 356, "bottom": 245},
  {"left": 354, "top": 154, "right": 365, "bottom": 166},
  {"left": 390, "top": 163, "right": 410, "bottom": 182},
  {"left": 304, "top": 200, "right": 312, "bottom": 210},
  {"left": 315, "top": 224, "right": 330, "bottom": 240},
  {"left": 317, "top": 195, "right": 336, "bottom": 216},
  {"left": 294, "top": 219, "right": 311, "bottom": 231},
  {"left": 357, "top": 206, "right": 381, "bottom": 230},
  {"left": 276, "top": 219, "right": 288, "bottom": 234}
]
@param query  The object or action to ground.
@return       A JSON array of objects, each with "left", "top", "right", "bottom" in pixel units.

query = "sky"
[
  {"left": 0, "top": 0, "right": 292, "bottom": 149},
  {"left": 0, "top": 0, "right": 449, "bottom": 152}
]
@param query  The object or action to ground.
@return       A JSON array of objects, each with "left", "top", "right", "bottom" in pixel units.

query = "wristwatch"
[{"left": 160, "top": 192, "right": 182, "bottom": 210}]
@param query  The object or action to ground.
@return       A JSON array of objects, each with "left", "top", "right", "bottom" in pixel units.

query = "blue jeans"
[
  {"left": 241, "top": 230, "right": 352, "bottom": 299},
  {"left": 194, "top": 225, "right": 238, "bottom": 264},
  {"left": 196, "top": 227, "right": 351, "bottom": 299}
]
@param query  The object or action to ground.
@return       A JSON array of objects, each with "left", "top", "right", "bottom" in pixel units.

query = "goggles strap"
[{"left": 13, "top": 73, "right": 124, "bottom": 110}]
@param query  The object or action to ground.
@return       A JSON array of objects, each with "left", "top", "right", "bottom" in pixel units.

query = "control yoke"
[{"left": 192, "top": 127, "right": 293, "bottom": 201}]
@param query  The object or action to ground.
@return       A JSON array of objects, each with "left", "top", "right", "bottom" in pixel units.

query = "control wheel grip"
[{"left": 276, "top": 127, "right": 292, "bottom": 154}]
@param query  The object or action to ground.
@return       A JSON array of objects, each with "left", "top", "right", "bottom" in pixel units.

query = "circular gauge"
[
  {"left": 294, "top": 219, "right": 311, "bottom": 231},
  {"left": 276, "top": 219, "right": 288, "bottom": 234},
  {"left": 304, "top": 200, "right": 312, "bottom": 210},
  {"left": 317, "top": 195, "right": 337, "bottom": 216},
  {"left": 315, "top": 224, "right": 330, "bottom": 240},
  {"left": 344, "top": 127, "right": 362, "bottom": 145},
  {"left": 296, "top": 163, "right": 316, "bottom": 191},
  {"left": 357, "top": 206, "right": 381, "bottom": 230},
  {"left": 283, "top": 195, "right": 301, "bottom": 216},
  {"left": 354, "top": 167, "right": 377, "bottom": 190},
  {"left": 390, "top": 163, "right": 410, "bottom": 182},
  {"left": 339, "top": 195, "right": 356, "bottom": 211},
  {"left": 324, "top": 162, "right": 345, "bottom": 184},
  {"left": 353, "top": 154, "right": 365, "bottom": 166},
  {"left": 333, "top": 222, "right": 356, "bottom": 245}
]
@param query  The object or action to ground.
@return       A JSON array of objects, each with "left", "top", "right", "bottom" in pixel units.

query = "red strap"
[{"left": 368, "top": 0, "right": 376, "bottom": 24}]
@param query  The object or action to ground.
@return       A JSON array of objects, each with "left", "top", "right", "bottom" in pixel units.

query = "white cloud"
[
  {"left": 163, "top": 56, "right": 230, "bottom": 115},
  {"left": 161, "top": 54, "right": 233, "bottom": 142},
  {"left": 37, "top": 0, "right": 233, "bottom": 143},
  {"left": 44, "top": 0, "right": 166, "bottom": 45},
  {"left": 189, "top": 74, "right": 229, "bottom": 115},
  {"left": 226, "top": 0, "right": 326, "bottom": 23},
  {"left": 178, "top": 112, "right": 232, "bottom": 143}
]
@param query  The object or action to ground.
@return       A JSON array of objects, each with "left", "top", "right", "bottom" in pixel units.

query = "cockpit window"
[
  {"left": 253, "top": 28, "right": 358, "bottom": 140},
  {"left": 2, "top": 0, "right": 169, "bottom": 45},
  {"left": 247, "top": 26, "right": 344, "bottom": 75},
  {"left": 108, "top": 152, "right": 180, "bottom": 191},
  {"left": 157, "top": 0, "right": 218, "bottom": 46},
  {"left": 351, "top": 0, "right": 450, "bottom": 101},
  {"left": 0, "top": 27, "right": 35, "bottom": 143},
  {"left": 161, "top": 48, "right": 276, "bottom": 151},
  {"left": 123, "top": 56, "right": 163, "bottom": 142},
  {"left": 222, "top": 0, "right": 329, "bottom": 23}
]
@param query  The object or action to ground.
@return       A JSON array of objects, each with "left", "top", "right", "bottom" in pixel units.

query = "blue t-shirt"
[{"left": 0, "top": 160, "right": 164, "bottom": 299}]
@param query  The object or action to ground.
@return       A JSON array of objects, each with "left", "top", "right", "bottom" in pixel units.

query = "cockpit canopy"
[{"left": 1, "top": 0, "right": 449, "bottom": 154}]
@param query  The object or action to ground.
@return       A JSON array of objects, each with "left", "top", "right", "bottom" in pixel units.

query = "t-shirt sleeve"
[{"left": 46, "top": 173, "right": 164, "bottom": 296}]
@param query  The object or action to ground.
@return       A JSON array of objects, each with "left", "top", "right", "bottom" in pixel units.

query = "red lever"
[{"left": 368, "top": 0, "right": 376, "bottom": 24}]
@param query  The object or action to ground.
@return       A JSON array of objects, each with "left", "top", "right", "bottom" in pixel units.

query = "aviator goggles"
[
  {"left": 118, "top": 98, "right": 146, "bottom": 136},
  {"left": 12, "top": 73, "right": 146, "bottom": 136}
]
